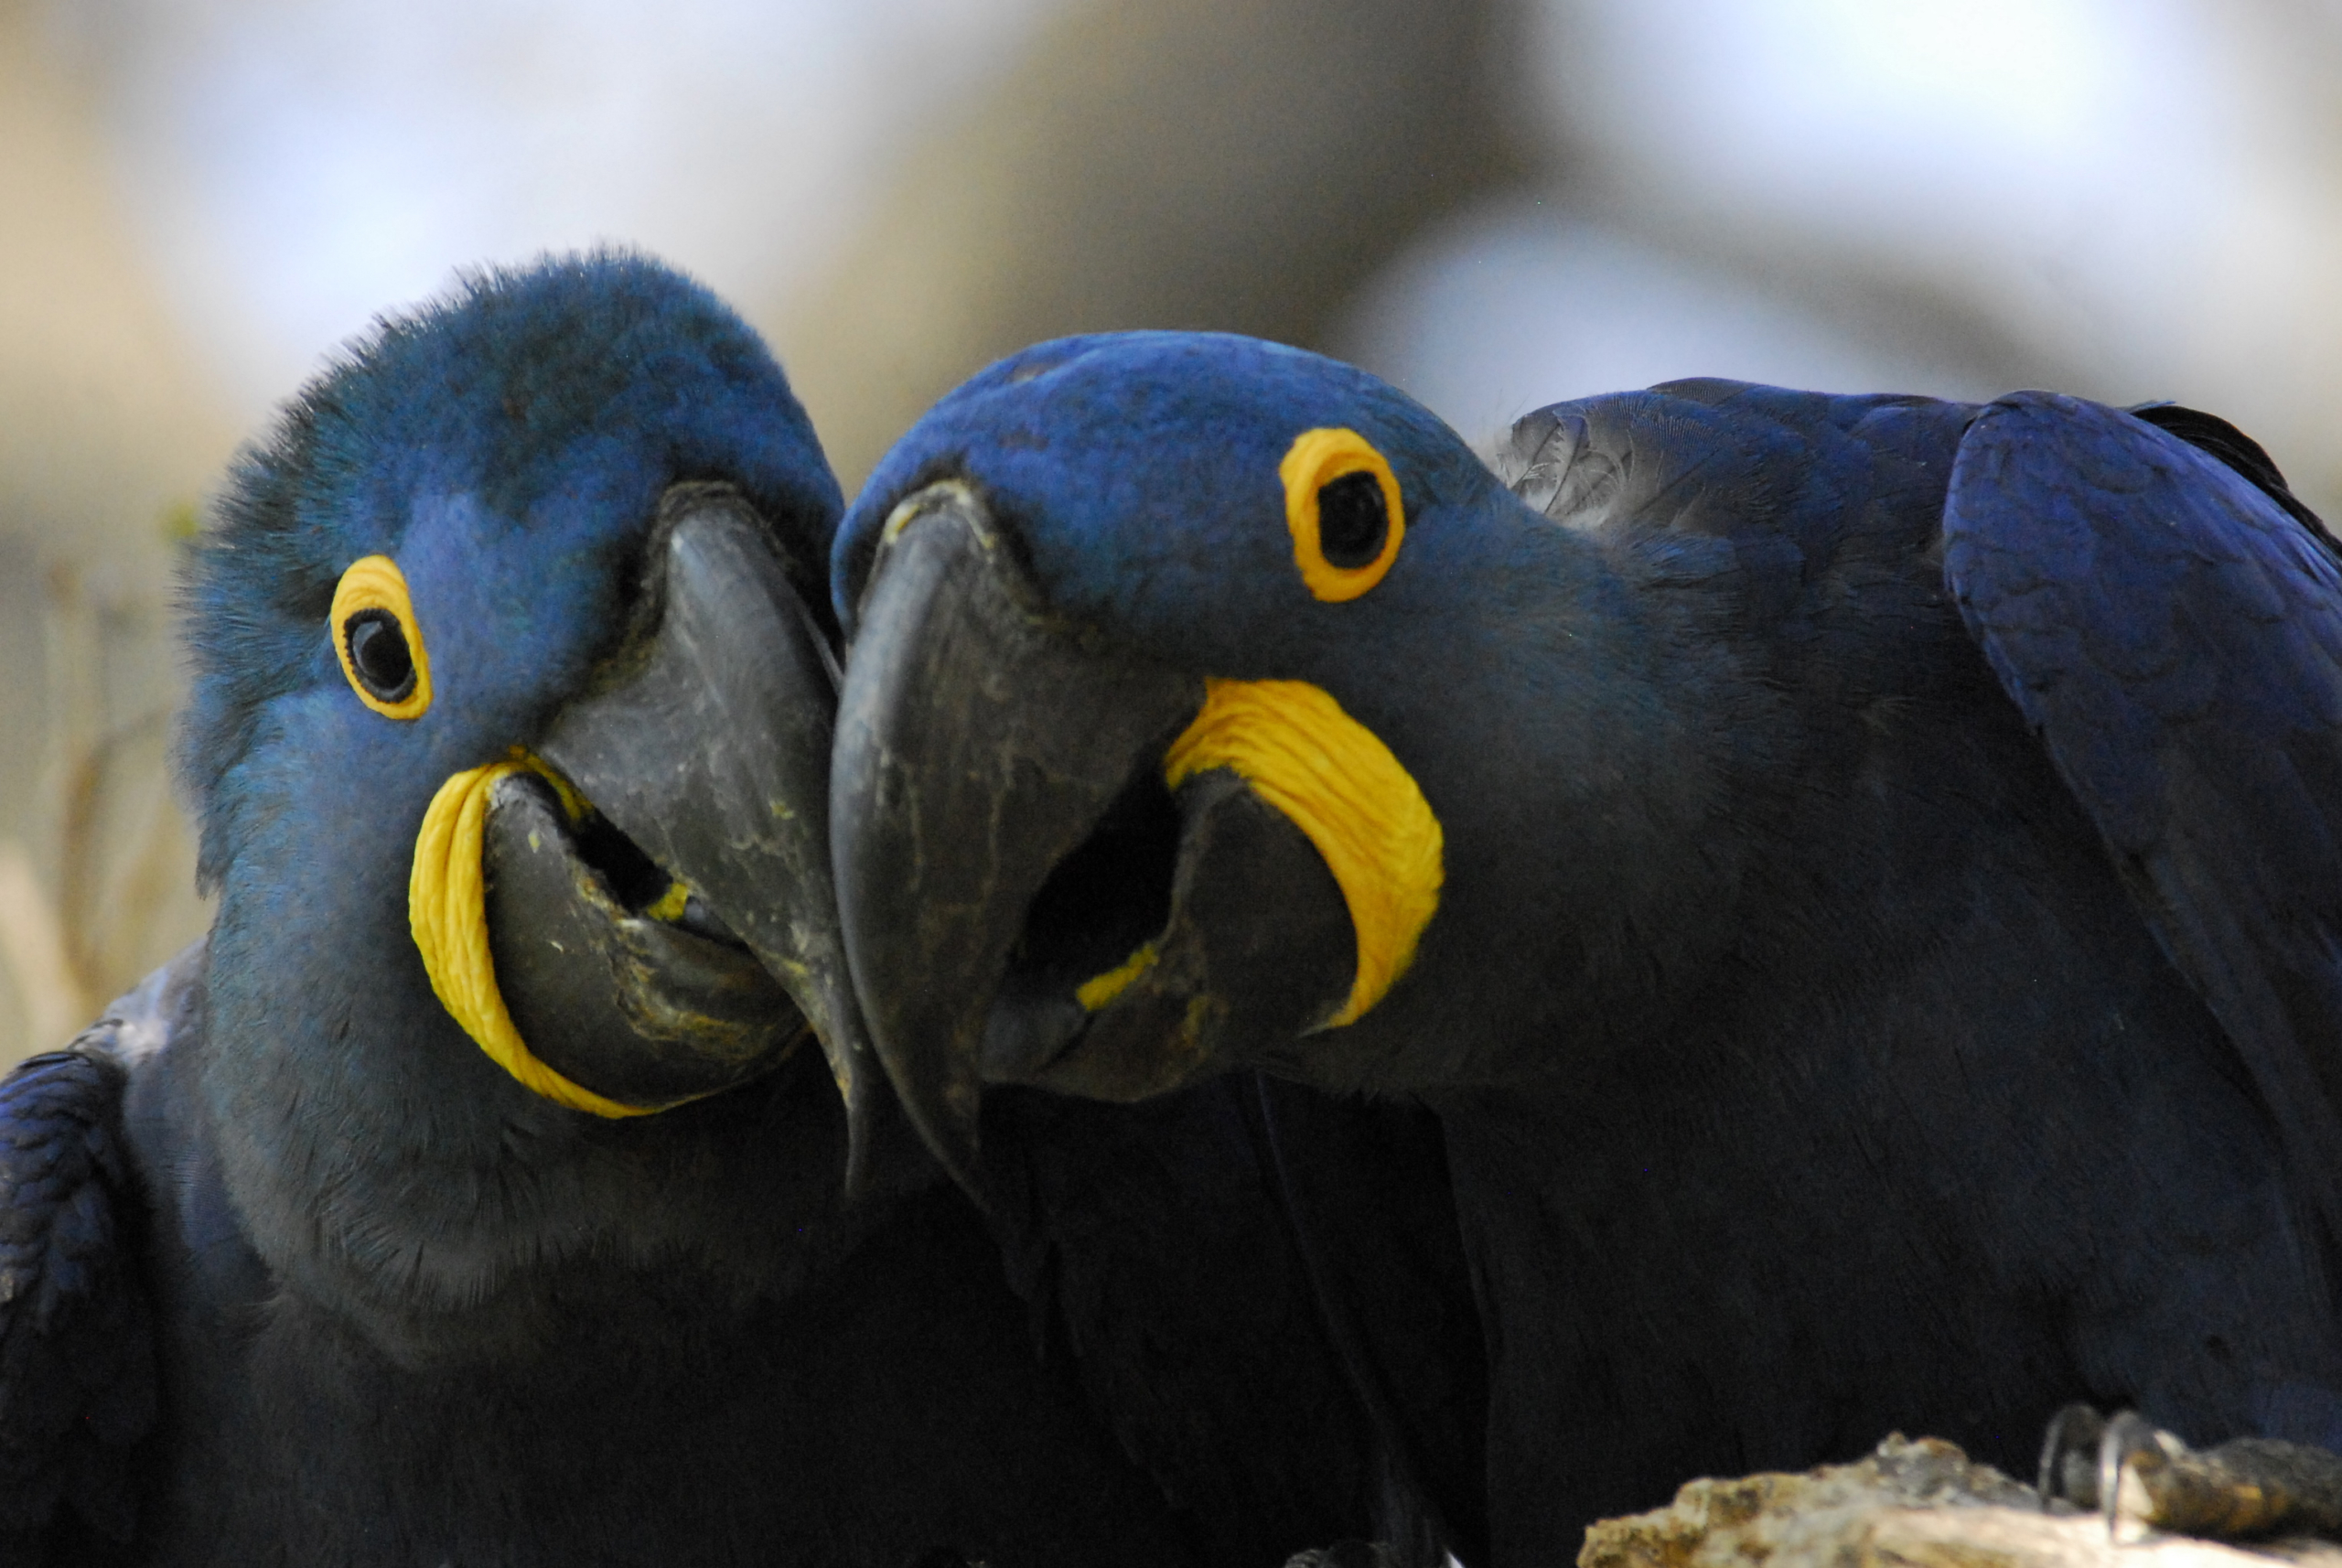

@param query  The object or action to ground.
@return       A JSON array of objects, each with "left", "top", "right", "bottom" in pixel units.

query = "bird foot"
[{"left": 2038, "top": 1403, "right": 2342, "bottom": 1541}]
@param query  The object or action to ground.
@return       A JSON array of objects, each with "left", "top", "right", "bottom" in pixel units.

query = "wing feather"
[
  {"left": 1944, "top": 392, "right": 2342, "bottom": 1245},
  {"left": 0, "top": 1046, "right": 154, "bottom": 1560}
]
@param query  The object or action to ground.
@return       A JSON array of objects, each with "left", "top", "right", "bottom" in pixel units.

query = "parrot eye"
[
  {"left": 345, "top": 611, "right": 415, "bottom": 702},
  {"left": 1316, "top": 473, "right": 1388, "bottom": 569},
  {"left": 1280, "top": 427, "right": 1405, "bottom": 602},
  {"left": 330, "top": 554, "right": 435, "bottom": 719}
]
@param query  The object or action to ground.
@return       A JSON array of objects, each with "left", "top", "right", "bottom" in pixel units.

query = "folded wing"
[{"left": 1944, "top": 393, "right": 2342, "bottom": 1247}]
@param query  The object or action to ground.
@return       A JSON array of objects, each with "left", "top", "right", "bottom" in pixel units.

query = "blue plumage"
[
  {"left": 185, "top": 254, "right": 839, "bottom": 892},
  {"left": 0, "top": 1048, "right": 150, "bottom": 1551},
  {"left": 1946, "top": 390, "right": 2342, "bottom": 1306},
  {"left": 2, "top": 263, "right": 1368, "bottom": 1566},
  {"left": 829, "top": 333, "right": 2342, "bottom": 1565}
]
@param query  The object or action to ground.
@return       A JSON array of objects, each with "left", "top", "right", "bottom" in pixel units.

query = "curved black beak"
[
  {"left": 832, "top": 482, "right": 1353, "bottom": 1188},
  {"left": 510, "top": 483, "right": 879, "bottom": 1171},
  {"left": 486, "top": 770, "right": 803, "bottom": 1110}
]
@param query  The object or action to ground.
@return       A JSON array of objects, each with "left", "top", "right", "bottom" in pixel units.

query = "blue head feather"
[
  {"left": 171, "top": 252, "right": 844, "bottom": 1325},
  {"left": 834, "top": 332, "right": 1976, "bottom": 1087},
  {"left": 185, "top": 250, "right": 840, "bottom": 890},
  {"left": 838, "top": 332, "right": 1534, "bottom": 675}
]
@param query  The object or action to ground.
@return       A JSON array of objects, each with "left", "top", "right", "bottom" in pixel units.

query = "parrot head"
[
  {"left": 182, "top": 254, "right": 886, "bottom": 1325},
  {"left": 829, "top": 331, "right": 1746, "bottom": 1181}
]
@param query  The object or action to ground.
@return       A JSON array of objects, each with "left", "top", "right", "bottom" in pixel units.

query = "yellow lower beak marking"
[
  {"left": 408, "top": 754, "right": 657, "bottom": 1118},
  {"left": 1157, "top": 677, "right": 1443, "bottom": 1027},
  {"left": 1076, "top": 941, "right": 1159, "bottom": 1012}
]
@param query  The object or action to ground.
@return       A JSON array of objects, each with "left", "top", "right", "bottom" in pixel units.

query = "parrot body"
[
  {"left": 20, "top": 954, "right": 1199, "bottom": 1567},
  {"left": 827, "top": 335, "right": 2342, "bottom": 1564},
  {"left": 0, "top": 269, "right": 1357, "bottom": 1568}
]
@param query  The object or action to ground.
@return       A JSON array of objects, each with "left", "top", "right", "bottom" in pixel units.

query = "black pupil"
[
  {"left": 346, "top": 610, "right": 415, "bottom": 700},
  {"left": 1316, "top": 472, "right": 1389, "bottom": 570}
]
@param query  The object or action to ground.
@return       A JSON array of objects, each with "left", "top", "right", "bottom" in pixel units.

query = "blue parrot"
[
  {"left": 824, "top": 331, "right": 2342, "bottom": 1563},
  {"left": 0, "top": 263, "right": 1392, "bottom": 1566}
]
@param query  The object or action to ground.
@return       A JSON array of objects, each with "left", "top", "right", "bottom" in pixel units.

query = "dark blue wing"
[
  {"left": 1943, "top": 392, "right": 2342, "bottom": 1241},
  {"left": 0, "top": 1023, "right": 156, "bottom": 1560},
  {"left": 2125, "top": 402, "right": 2337, "bottom": 545}
]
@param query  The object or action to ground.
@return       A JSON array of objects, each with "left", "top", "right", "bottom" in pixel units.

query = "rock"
[{"left": 1580, "top": 1435, "right": 2342, "bottom": 1568}]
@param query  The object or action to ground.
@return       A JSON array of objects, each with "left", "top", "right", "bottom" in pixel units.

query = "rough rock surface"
[{"left": 1581, "top": 1436, "right": 2342, "bottom": 1568}]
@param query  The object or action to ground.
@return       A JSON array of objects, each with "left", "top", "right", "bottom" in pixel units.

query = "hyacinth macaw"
[
  {"left": 826, "top": 330, "right": 2342, "bottom": 1563},
  {"left": 0, "top": 269, "right": 1394, "bottom": 1567}
]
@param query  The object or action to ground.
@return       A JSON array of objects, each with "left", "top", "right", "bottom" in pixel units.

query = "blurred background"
[{"left": 3, "top": 0, "right": 2338, "bottom": 1065}]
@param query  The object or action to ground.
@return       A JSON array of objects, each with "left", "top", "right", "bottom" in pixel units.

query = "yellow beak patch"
[
  {"left": 1162, "top": 677, "right": 1442, "bottom": 1027},
  {"left": 407, "top": 754, "right": 657, "bottom": 1119}
]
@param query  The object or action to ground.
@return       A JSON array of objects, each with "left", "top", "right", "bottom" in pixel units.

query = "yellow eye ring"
[
  {"left": 1282, "top": 427, "right": 1404, "bottom": 603},
  {"left": 330, "top": 554, "right": 434, "bottom": 720}
]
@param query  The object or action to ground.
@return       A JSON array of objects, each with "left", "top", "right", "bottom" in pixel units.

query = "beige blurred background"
[{"left": 3, "top": 0, "right": 2337, "bottom": 1067}]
